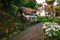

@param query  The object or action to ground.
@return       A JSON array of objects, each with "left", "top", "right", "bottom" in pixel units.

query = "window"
[
  {"left": 26, "top": 15, "right": 37, "bottom": 21},
  {"left": 45, "top": 12, "right": 49, "bottom": 16}
]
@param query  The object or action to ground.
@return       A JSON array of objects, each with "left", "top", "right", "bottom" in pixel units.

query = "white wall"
[{"left": 36, "top": 10, "right": 45, "bottom": 16}]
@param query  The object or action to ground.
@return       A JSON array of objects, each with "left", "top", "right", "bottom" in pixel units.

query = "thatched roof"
[
  {"left": 44, "top": 5, "right": 51, "bottom": 12},
  {"left": 20, "top": 6, "right": 36, "bottom": 15}
]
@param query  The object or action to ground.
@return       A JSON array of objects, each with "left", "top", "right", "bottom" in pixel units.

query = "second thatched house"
[{"left": 16, "top": 6, "right": 37, "bottom": 21}]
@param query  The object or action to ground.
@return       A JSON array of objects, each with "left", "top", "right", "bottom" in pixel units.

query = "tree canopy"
[
  {"left": 0, "top": 0, "right": 36, "bottom": 19},
  {"left": 46, "top": 0, "right": 55, "bottom": 4},
  {"left": 58, "top": 0, "right": 60, "bottom": 8},
  {"left": 1, "top": 0, "right": 36, "bottom": 11}
]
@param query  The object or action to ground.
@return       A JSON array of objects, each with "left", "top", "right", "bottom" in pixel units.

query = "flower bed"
[{"left": 43, "top": 22, "right": 60, "bottom": 40}]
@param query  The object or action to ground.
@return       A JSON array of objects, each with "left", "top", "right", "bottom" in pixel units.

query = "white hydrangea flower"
[
  {"left": 44, "top": 22, "right": 60, "bottom": 37},
  {"left": 53, "top": 28, "right": 56, "bottom": 31},
  {"left": 48, "top": 32, "right": 52, "bottom": 37}
]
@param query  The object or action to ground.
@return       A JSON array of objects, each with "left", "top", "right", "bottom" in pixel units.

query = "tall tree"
[
  {"left": 24, "top": 0, "right": 36, "bottom": 8},
  {"left": 1, "top": 0, "right": 36, "bottom": 10},
  {"left": 0, "top": 0, "right": 36, "bottom": 17},
  {"left": 58, "top": 0, "right": 60, "bottom": 7},
  {"left": 57, "top": 0, "right": 60, "bottom": 16},
  {"left": 46, "top": 0, "right": 55, "bottom": 5}
]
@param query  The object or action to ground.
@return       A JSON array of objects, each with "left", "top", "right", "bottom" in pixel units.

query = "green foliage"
[
  {"left": 19, "top": 25, "right": 25, "bottom": 31},
  {"left": 37, "top": 16, "right": 46, "bottom": 23},
  {"left": 1, "top": 0, "right": 11, "bottom": 9},
  {"left": 0, "top": 0, "right": 2, "bottom": 3},
  {"left": 1, "top": 0, "right": 36, "bottom": 11},
  {"left": 0, "top": 11, "right": 21, "bottom": 39},
  {"left": 0, "top": 0, "right": 37, "bottom": 40},
  {"left": 9, "top": 4, "right": 19, "bottom": 14},
  {"left": 24, "top": 0, "right": 36, "bottom": 8},
  {"left": 37, "top": 16, "right": 60, "bottom": 24},
  {"left": 56, "top": 10, "right": 60, "bottom": 16},
  {"left": 44, "top": 22, "right": 60, "bottom": 40},
  {"left": 46, "top": 0, "right": 55, "bottom": 4},
  {"left": 54, "top": 17, "right": 60, "bottom": 24},
  {"left": 37, "top": 16, "right": 53, "bottom": 23},
  {"left": 58, "top": 0, "right": 60, "bottom": 6},
  {"left": 1, "top": 0, "right": 36, "bottom": 21},
  {"left": 54, "top": 17, "right": 60, "bottom": 22}
]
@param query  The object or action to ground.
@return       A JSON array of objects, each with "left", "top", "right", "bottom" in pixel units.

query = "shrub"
[
  {"left": 54, "top": 17, "right": 60, "bottom": 22},
  {"left": 44, "top": 22, "right": 60, "bottom": 40},
  {"left": 37, "top": 16, "right": 53, "bottom": 23},
  {"left": 54, "top": 17, "right": 60, "bottom": 24}
]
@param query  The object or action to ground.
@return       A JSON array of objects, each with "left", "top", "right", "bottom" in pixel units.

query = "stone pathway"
[{"left": 9, "top": 23, "right": 43, "bottom": 40}]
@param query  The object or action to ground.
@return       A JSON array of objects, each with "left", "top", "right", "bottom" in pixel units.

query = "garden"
[
  {"left": 37, "top": 16, "right": 60, "bottom": 40},
  {"left": 0, "top": 0, "right": 37, "bottom": 40},
  {"left": 0, "top": 0, "right": 60, "bottom": 40}
]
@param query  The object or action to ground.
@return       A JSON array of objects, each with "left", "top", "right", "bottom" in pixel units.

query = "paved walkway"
[{"left": 9, "top": 23, "right": 43, "bottom": 40}]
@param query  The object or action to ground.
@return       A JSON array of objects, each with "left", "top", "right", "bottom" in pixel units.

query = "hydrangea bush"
[{"left": 43, "top": 22, "right": 60, "bottom": 40}]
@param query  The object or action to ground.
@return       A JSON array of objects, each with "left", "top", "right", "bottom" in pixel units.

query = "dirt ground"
[{"left": 9, "top": 23, "right": 44, "bottom": 40}]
